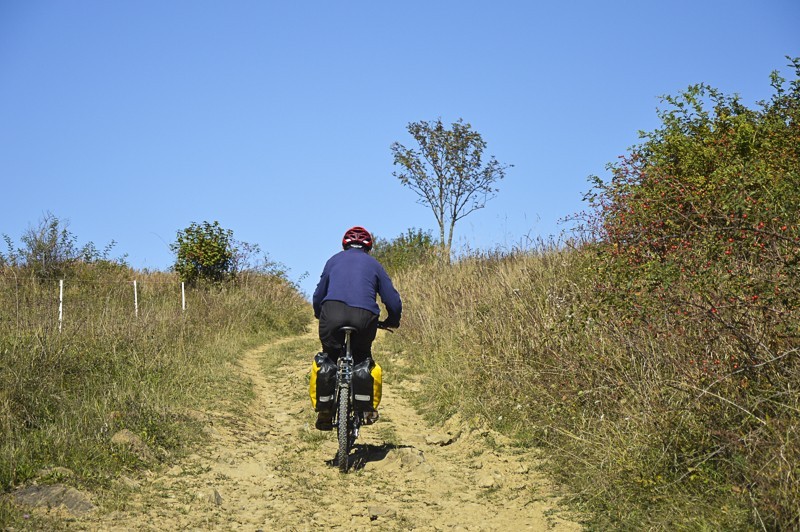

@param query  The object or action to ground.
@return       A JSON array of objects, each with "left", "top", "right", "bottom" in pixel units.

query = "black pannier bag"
[
  {"left": 352, "top": 358, "right": 382, "bottom": 411},
  {"left": 309, "top": 352, "right": 337, "bottom": 413}
]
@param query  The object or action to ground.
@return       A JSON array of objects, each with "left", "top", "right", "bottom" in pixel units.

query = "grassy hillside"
[
  {"left": 386, "top": 245, "right": 797, "bottom": 529},
  {"left": 384, "top": 61, "right": 800, "bottom": 529},
  {"left": 0, "top": 263, "right": 311, "bottom": 525}
]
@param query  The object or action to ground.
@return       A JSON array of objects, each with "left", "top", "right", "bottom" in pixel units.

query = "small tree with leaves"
[
  {"left": 391, "top": 118, "right": 510, "bottom": 261},
  {"left": 171, "top": 221, "right": 236, "bottom": 285}
]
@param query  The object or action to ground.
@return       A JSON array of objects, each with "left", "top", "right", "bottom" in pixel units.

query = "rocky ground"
[{"left": 15, "top": 332, "right": 582, "bottom": 531}]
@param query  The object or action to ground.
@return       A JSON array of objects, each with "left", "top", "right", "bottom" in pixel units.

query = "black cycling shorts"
[{"left": 318, "top": 300, "right": 378, "bottom": 364}]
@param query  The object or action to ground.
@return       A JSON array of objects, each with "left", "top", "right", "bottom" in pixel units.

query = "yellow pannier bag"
[
  {"left": 309, "top": 353, "right": 336, "bottom": 412},
  {"left": 353, "top": 358, "right": 382, "bottom": 411}
]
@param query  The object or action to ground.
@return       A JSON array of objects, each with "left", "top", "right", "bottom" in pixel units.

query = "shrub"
[
  {"left": 573, "top": 57, "right": 800, "bottom": 529},
  {"left": 1, "top": 212, "right": 122, "bottom": 280},
  {"left": 582, "top": 58, "right": 800, "bottom": 333},
  {"left": 372, "top": 228, "right": 438, "bottom": 275},
  {"left": 171, "top": 221, "right": 236, "bottom": 285}
]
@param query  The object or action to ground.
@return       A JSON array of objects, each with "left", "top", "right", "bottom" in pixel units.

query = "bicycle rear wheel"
[{"left": 336, "top": 387, "right": 351, "bottom": 473}]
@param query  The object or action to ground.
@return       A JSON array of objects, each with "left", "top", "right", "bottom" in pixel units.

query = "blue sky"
[{"left": 1, "top": 1, "right": 798, "bottom": 296}]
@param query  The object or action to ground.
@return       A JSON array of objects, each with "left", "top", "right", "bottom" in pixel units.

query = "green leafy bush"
[
  {"left": 372, "top": 228, "right": 438, "bottom": 275},
  {"left": 583, "top": 58, "right": 800, "bottom": 339},
  {"left": 573, "top": 58, "right": 800, "bottom": 528},
  {"left": 171, "top": 221, "right": 236, "bottom": 285}
]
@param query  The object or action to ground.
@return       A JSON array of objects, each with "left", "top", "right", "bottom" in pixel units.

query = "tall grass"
[
  {"left": 0, "top": 263, "right": 310, "bottom": 520},
  {"left": 386, "top": 244, "right": 798, "bottom": 529}
]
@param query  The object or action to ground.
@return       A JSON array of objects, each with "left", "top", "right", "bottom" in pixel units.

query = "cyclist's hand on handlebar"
[{"left": 378, "top": 320, "right": 399, "bottom": 330}]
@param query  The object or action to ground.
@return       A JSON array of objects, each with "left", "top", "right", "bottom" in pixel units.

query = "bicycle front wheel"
[{"left": 336, "top": 387, "right": 351, "bottom": 473}]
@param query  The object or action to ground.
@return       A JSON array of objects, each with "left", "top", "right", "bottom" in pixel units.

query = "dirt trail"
[{"left": 77, "top": 332, "right": 582, "bottom": 531}]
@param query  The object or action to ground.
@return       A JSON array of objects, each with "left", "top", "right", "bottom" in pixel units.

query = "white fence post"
[
  {"left": 58, "top": 279, "right": 64, "bottom": 332},
  {"left": 133, "top": 280, "right": 139, "bottom": 318},
  {"left": 181, "top": 282, "right": 186, "bottom": 311}
]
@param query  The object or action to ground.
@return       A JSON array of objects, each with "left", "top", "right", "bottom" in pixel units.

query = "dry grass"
[
  {"left": 0, "top": 264, "right": 311, "bottom": 526},
  {"left": 385, "top": 244, "right": 798, "bottom": 529}
]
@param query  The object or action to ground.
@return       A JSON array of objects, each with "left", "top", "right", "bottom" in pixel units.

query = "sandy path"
[{"left": 77, "top": 332, "right": 582, "bottom": 531}]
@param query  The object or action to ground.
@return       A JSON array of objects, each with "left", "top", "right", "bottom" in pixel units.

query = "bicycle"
[{"left": 332, "top": 323, "right": 392, "bottom": 473}]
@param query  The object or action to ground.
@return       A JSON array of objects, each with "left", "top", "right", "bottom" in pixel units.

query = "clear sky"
[{"left": 1, "top": 1, "right": 798, "bottom": 296}]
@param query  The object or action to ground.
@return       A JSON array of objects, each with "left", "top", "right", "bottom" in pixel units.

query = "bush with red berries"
[{"left": 578, "top": 57, "right": 800, "bottom": 526}]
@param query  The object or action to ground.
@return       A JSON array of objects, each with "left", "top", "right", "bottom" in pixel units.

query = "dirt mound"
[{"left": 364, "top": 446, "right": 429, "bottom": 473}]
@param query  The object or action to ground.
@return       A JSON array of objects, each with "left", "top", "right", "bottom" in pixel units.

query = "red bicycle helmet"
[{"left": 342, "top": 226, "right": 373, "bottom": 251}]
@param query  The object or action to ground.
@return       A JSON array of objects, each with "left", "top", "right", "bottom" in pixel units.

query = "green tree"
[
  {"left": 391, "top": 118, "right": 511, "bottom": 261},
  {"left": 171, "top": 221, "right": 236, "bottom": 285},
  {"left": 372, "top": 228, "right": 437, "bottom": 275}
]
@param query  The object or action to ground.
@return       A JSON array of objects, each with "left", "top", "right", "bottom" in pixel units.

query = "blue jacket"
[{"left": 312, "top": 247, "right": 402, "bottom": 325}]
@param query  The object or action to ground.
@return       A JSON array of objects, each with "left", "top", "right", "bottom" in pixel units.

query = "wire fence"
[
  {"left": 0, "top": 274, "right": 189, "bottom": 336},
  {"left": 0, "top": 268, "right": 309, "bottom": 344}
]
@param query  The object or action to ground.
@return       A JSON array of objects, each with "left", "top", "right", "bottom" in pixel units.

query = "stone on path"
[
  {"left": 368, "top": 504, "right": 397, "bottom": 520},
  {"left": 111, "top": 429, "right": 155, "bottom": 462},
  {"left": 425, "top": 430, "right": 461, "bottom": 446},
  {"left": 12, "top": 484, "right": 96, "bottom": 516}
]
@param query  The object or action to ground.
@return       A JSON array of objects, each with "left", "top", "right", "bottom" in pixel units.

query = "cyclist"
[{"left": 312, "top": 226, "right": 402, "bottom": 430}]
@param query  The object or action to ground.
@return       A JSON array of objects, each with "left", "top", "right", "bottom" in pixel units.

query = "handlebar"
[{"left": 377, "top": 321, "right": 397, "bottom": 333}]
